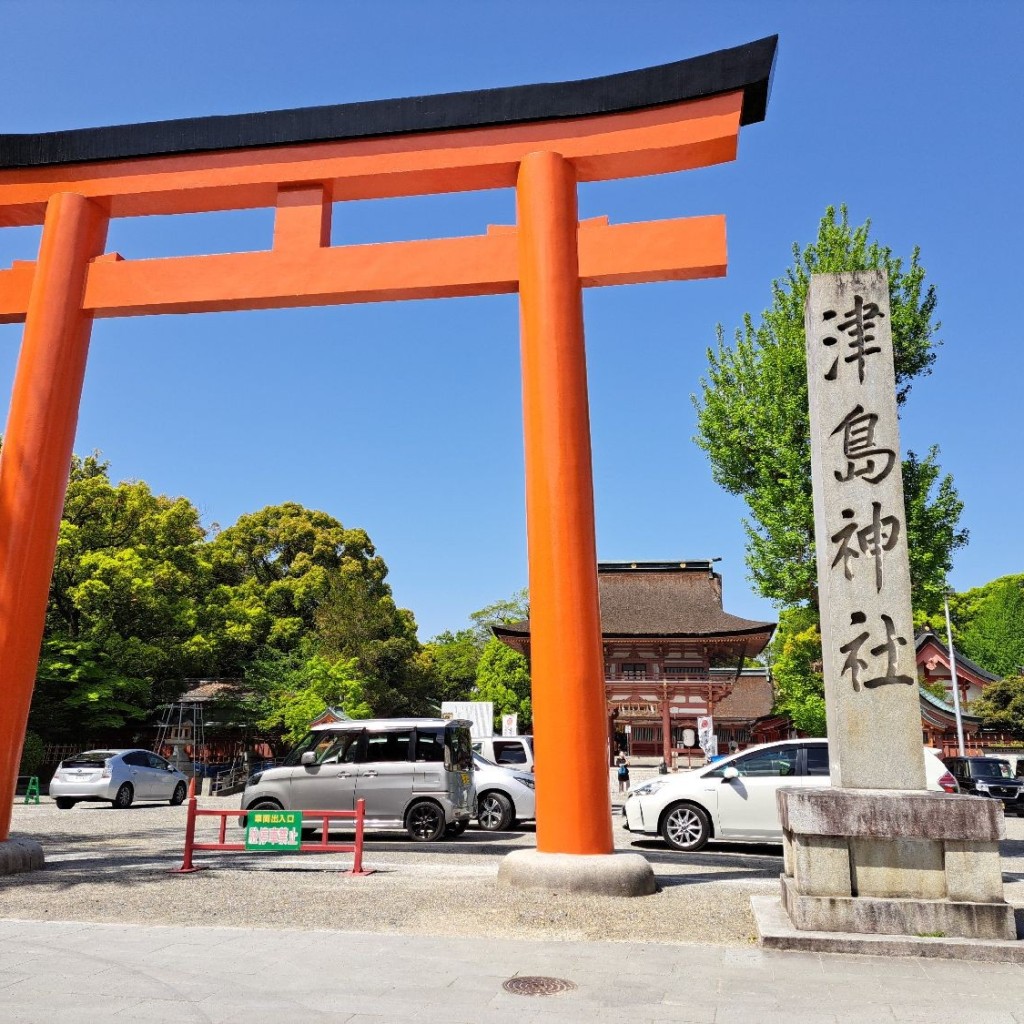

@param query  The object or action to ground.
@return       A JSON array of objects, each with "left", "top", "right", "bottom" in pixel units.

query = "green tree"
[
  {"left": 314, "top": 562, "right": 430, "bottom": 716},
  {"left": 692, "top": 206, "right": 966, "bottom": 614},
  {"left": 971, "top": 675, "right": 1024, "bottom": 737},
  {"left": 256, "top": 653, "right": 372, "bottom": 746},
  {"left": 950, "top": 575, "right": 1024, "bottom": 679},
  {"left": 418, "top": 629, "right": 481, "bottom": 704},
  {"left": 32, "top": 454, "right": 215, "bottom": 736},
  {"left": 472, "top": 636, "right": 532, "bottom": 731},
  {"left": 208, "top": 502, "right": 383, "bottom": 658},
  {"left": 468, "top": 588, "right": 529, "bottom": 645},
  {"left": 769, "top": 608, "right": 827, "bottom": 736}
]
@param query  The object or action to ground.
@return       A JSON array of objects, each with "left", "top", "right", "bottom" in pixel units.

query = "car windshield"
[
  {"left": 62, "top": 751, "right": 116, "bottom": 767},
  {"left": 473, "top": 752, "right": 497, "bottom": 767},
  {"left": 973, "top": 760, "right": 1012, "bottom": 779}
]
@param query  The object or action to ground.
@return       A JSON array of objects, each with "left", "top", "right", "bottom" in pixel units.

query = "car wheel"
[
  {"left": 477, "top": 791, "right": 513, "bottom": 831},
  {"left": 113, "top": 783, "right": 134, "bottom": 809},
  {"left": 660, "top": 802, "right": 711, "bottom": 852},
  {"left": 445, "top": 820, "right": 468, "bottom": 837},
  {"left": 169, "top": 782, "right": 187, "bottom": 806},
  {"left": 55, "top": 798, "right": 76, "bottom": 810},
  {"left": 405, "top": 800, "right": 445, "bottom": 842},
  {"left": 239, "top": 797, "right": 283, "bottom": 828}
]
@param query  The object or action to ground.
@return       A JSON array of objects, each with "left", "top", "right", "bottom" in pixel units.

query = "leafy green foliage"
[
  {"left": 692, "top": 206, "right": 966, "bottom": 611},
  {"left": 18, "top": 731, "right": 44, "bottom": 776},
  {"left": 418, "top": 629, "right": 481, "bottom": 704},
  {"left": 971, "top": 675, "right": 1024, "bottom": 737},
  {"left": 315, "top": 565, "right": 430, "bottom": 716},
  {"left": 468, "top": 588, "right": 529, "bottom": 645},
  {"left": 472, "top": 636, "right": 532, "bottom": 731},
  {"left": 33, "top": 454, "right": 214, "bottom": 735},
  {"left": 769, "top": 608, "right": 827, "bottom": 736},
  {"left": 950, "top": 575, "right": 1024, "bottom": 679},
  {"left": 256, "top": 653, "right": 372, "bottom": 746}
]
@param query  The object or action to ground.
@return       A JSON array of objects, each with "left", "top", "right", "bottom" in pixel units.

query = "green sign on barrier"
[{"left": 245, "top": 809, "right": 302, "bottom": 851}]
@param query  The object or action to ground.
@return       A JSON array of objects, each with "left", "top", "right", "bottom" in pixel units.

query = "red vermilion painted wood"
[
  {"left": 518, "top": 151, "right": 612, "bottom": 855},
  {"left": 0, "top": 193, "right": 107, "bottom": 840}
]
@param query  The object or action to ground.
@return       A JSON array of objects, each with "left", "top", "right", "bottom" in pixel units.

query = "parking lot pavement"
[
  {"left": 3, "top": 798, "right": 1023, "bottom": 948},
  {"left": 1, "top": 916, "right": 1023, "bottom": 1024}
]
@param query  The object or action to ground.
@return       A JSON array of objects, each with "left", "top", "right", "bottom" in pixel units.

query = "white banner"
[
  {"left": 697, "top": 715, "right": 715, "bottom": 756},
  {"left": 501, "top": 713, "right": 518, "bottom": 737}
]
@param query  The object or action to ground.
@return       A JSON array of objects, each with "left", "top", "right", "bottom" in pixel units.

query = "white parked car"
[
  {"left": 623, "top": 739, "right": 958, "bottom": 851},
  {"left": 49, "top": 749, "right": 189, "bottom": 809},
  {"left": 471, "top": 752, "right": 535, "bottom": 830}
]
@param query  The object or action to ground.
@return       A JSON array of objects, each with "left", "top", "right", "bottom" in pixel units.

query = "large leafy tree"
[
  {"left": 208, "top": 502, "right": 382, "bottom": 659},
  {"left": 472, "top": 636, "right": 532, "bottom": 731},
  {"left": 971, "top": 675, "right": 1024, "bottom": 737},
  {"left": 693, "top": 206, "right": 966, "bottom": 614},
  {"left": 32, "top": 454, "right": 215, "bottom": 735},
  {"left": 314, "top": 559, "right": 430, "bottom": 716},
  {"left": 255, "top": 652, "right": 372, "bottom": 746},
  {"left": 950, "top": 575, "right": 1024, "bottom": 679},
  {"left": 417, "top": 629, "right": 481, "bottom": 705}
]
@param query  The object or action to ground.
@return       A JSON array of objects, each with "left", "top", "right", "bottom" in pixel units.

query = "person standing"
[{"left": 615, "top": 751, "right": 630, "bottom": 793}]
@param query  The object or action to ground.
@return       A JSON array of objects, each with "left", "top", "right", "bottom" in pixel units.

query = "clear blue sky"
[{"left": 1, "top": 2, "right": 1021, "bottom": 640}]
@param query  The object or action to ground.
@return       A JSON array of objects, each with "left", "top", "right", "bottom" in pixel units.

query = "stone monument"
[{"left": 775, "top": 270, "right": 1014, "bottom": 941}]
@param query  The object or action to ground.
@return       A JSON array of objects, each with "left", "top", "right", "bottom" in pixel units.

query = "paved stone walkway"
[{"left": 1, "top": 917, "right": 1021, "bottom": 1023}]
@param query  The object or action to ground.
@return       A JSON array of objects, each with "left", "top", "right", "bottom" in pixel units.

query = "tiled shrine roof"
[{"left": 493, "top": 561, "right": 775, "bottom": 648}]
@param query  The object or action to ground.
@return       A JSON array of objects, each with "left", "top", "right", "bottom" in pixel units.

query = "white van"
[{"left": 242, "top": 718, "right": 474, "bottom": 842}]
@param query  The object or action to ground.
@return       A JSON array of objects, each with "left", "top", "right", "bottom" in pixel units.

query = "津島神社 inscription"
[{"left": 806, "top": 271, "right": 925, "bottom": 790}]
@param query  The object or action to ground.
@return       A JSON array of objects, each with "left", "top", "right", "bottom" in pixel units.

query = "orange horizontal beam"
[
  {"left": 0, "top": 93, "right": 742, "bottom": 226},
  {"left": 0, "top": 215, "right": 725, "bottom": 322}
]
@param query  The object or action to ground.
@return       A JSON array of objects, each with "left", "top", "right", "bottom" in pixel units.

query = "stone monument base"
[
  {"left": 778, "top": 788, "right": 1015, "bottom": 941},
  {"left": 498, "top": 848, "right": 656, "bottom": 897},
  {"left": 0, "top": 837, "right": 44, "bottom": 875}
]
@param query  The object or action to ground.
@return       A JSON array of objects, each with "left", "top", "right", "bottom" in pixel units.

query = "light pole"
[{"left": 944, "top": 595, "right": 965, "bottom": 757}]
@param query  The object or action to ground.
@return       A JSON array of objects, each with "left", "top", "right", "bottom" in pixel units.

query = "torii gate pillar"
[{"left": 517, "top": 151, "right": 612, "bottom": 856}]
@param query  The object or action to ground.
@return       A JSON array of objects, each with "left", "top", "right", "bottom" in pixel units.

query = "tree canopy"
[
  {"left": 33, "top": 454, "right": 213, "bottom": 736},
  {"left": 23, "top": 449, "right": 423, "bottom": 744},
  {"left": 693, "top": 206, "right": 966, "bottom": 614},
  {"left": 971, "top": 675, "right": 1024, "bottom": 737},
  {"left": 950, "top": 575, "right": 1024, "bottom": 679}
]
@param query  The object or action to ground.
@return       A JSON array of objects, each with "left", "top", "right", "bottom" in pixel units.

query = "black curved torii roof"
[{"left": 0, "top": 36, "right": 777, "bottom": 170}]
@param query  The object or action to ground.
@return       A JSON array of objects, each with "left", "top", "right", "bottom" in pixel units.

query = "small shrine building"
[{"left": 494, "top": 561, "right": 776, "bottom": 765}]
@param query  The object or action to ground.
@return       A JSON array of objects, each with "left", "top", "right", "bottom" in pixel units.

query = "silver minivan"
[{"left": 241, "top": 718, "right": 474, "bottom": 842}]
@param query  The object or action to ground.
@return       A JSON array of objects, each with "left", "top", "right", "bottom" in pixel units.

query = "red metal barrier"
[{"left": 171, "top": 779, "right": 373, "bottom": 875}]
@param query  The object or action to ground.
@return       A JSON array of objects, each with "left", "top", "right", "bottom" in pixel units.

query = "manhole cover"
[{"left": 503, "top": 976, "right": 577, "bottom": 997}]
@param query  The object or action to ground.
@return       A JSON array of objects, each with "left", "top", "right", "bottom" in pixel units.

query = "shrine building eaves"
[{"left": 0, "top": 36, "right": 776, "bottom": 169}]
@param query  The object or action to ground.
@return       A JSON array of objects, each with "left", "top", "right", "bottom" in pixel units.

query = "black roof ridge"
[{"left": 0, "top": 36, "right": 777, "bottom": 170}]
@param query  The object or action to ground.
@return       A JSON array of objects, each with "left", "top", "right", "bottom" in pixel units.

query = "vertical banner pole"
[
  {"left": 517, "top": 151, "right": 612, "bottom": 855},
  {"left": 0, "top": 193, "right": 108, "bottom": 841}
]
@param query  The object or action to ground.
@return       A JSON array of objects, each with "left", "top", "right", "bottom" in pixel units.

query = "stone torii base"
[
  {"left": 0, "top": 838, "right": 44, "bottom": 875},
  {"left": 498, "top": 849, "right": 656, "bottom": 897}
]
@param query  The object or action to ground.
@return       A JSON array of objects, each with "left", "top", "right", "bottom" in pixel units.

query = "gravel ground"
[{"left": 4, "top": 797, "right": 1023, "bottom": 947}]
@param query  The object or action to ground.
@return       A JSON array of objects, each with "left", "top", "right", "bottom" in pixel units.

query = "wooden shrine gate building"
[{"left": 495, "top": 561, "right": 775, "bottom": 764}]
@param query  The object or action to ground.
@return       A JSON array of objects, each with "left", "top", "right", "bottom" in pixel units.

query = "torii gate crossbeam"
[{"left": 0, "top": 37, "right": 776, "bottom": 852}]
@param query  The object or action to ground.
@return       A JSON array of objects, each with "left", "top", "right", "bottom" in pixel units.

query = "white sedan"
[
  {"left": 623, "top": 739, "right": 957, "bottom": 851},
  {"left": 471, "top": 752, "right": 535, "bottom": 830},
  {"left": 49, "top": 748, "right": 189, "bottom": 809}
]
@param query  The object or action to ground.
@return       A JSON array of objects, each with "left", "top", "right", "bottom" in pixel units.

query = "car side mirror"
[
  {"left": 300, "top": 751, "right": 316, "bottom": 766},
  {"left": 722, "top": 766, "right": 739, "bottom": 781}
]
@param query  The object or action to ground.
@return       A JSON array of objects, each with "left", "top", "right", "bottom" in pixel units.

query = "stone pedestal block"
[
  {"left": 498, "top": 849, "right": 656, "bottom": 897},
  {"left": 777, "top": 787, "right": 1015, "bottom": 942},
  {"left": 0, "top": 837, "right": 44, "bottom": 874}
]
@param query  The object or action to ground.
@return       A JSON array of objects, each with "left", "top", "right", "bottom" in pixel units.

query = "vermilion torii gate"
[{"left": 0, "top": 38, "right": 776, "bottom": 856}]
